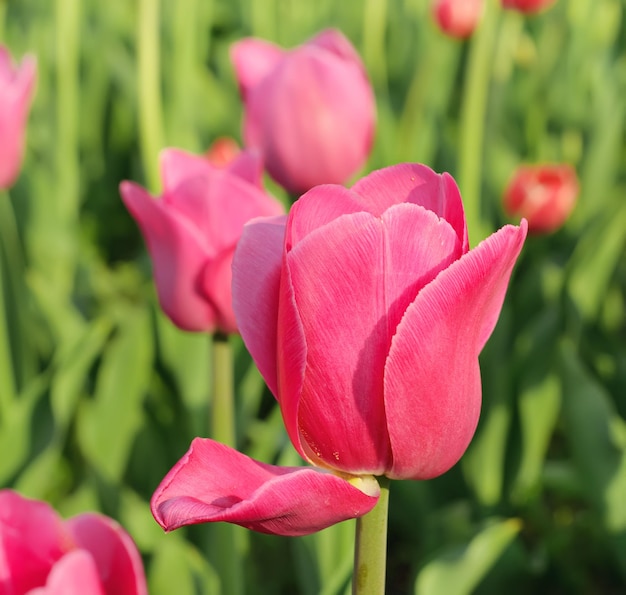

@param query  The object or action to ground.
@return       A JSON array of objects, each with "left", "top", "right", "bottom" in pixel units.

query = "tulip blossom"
[
  {"left": 120, "top": 148, "right": 284, "bottom": 333},
  {"left": 0, "top": 490, "right": 147, "bottom": 595},
  {"left": 0, "top": 45, "right": 37, "bottom": 190},
  {"left": 204, "top": 136, "right": 240, "bottom": 168},
  {"left": 503, "top": 163, "right": 578, "bottom": 233},
  {"left": 151, "top": 163, "right": 527, "bottom": 537},
  {"left": 501, "top": 0, "right": 557, "bottom": 13},
  {"left": 231, "top": 29, "right": 375, "bottom": 195},
  {"left": 432, "top": 0, "right": 485, "bottom": 39}
]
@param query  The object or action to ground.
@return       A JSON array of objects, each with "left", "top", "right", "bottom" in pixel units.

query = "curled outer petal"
[{"left": 151, "top": 438, "right": 380, "bottom": 537}]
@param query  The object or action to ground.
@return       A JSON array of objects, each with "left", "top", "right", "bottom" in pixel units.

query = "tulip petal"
[
  {"left": 0, "top": 490, "right": 69, "bottom": 594},
  {"left": 119, "top": 181, "right": 217, "bottom": 331},
  {"left": 307, "top": 29, "right": 365, "bottom": 68},
  {"left": 151, "top": 438, "right": 379, "bottom": 537},
  {"left": 65, "top": 514, "right": 147, "bottom": 595},
  {"left": 160, "top": 148, "right": 214, "bottom": 193},
  {"left": 282, "top": 204, "right": 460, "bottom": 475},
  {"left": 384, "top": 222, "right": 527, "bottom": 480},
  {"left": 231, "top": 38, "right": 284, "bottom": 100},
  {"left": 200, "top": 247, "right": 238, "bottom": 334},
  {"left": 232, "top": 216, "right": 287, "bottom": 396},
  {"left": 352, "top": 164, "right": 469, "bottom": 251},
  {"left": 226, "top": 149, "right": 264, "bottom": 188},
  {"left": 26, "top": 551, "right": 104, "bottom": 595}
]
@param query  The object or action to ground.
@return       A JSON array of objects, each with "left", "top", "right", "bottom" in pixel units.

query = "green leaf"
[{"left": 414, "top": 519, "right": 521, "bottom": 595}]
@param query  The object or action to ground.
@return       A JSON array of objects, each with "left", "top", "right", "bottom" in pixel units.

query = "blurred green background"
[{"left": 1, "top": 0, "right": 625, "bottom": 593}]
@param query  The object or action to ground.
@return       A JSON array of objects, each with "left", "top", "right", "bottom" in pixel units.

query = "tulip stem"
[
  {"left": 210, "top": 332, "right": 243, "bottom": 595},
  {"left": 352, "top": 476, "right": 390, "bottom": 595}
]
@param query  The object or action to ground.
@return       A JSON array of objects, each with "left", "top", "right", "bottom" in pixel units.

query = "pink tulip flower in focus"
[
  {"left": 0, "top": 490, "right": 147, "bottom": 595},
  {"left": 433, "top": 0, "right": 485, "bottom": 39},
  {"left": 120, "top": 148, "right": 284, "bottom": 333},
  {"left": 501, "top": 0, "right": 557, "bottom": 13},
  {"left": 231, "top": 29, "right": 375, "bottom": 195},
  {"left": 151, "top": 163, "right": 527, "bottom": 537},
  {"left": 0, "top": 45, "right": 36, "bottom": 190},
  {"left": 503, "top": 163, "right": 578, "bottom": 234}
]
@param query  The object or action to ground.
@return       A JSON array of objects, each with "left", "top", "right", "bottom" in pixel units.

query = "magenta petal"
[
  {"left": 200, "top": 247, "right": 238, "bottom": 334},
  {"left": 232, "top": 216, "right": 287, "bottom": 396},
  {"left": 307, "top": 29, "right": 365, "bottom": 67},
  {"left": 159, "top": 148, "right": 214, "bottom": 193},
  {"left": 27, "top": 551, "right": 105, "bottom": 595},
  {"left": 231, "top": 38, "right": 284, "bottom": 99},
  {"left": 384, "top": 222, "right": 527, "bottom": 480},
  {"left": 226, "top": 149, "right": 264, "bottom": 188},
  {"left": 151, "top": 439, "right": 379, "bottom": 537},
  {"left": 0, "top": 490, "right": 69, "bottom": 594},
  {"left": 65, "top": 514, "right": 147, "bottom": 595}
]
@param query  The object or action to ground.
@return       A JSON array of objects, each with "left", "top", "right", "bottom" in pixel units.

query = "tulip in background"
[
  {"left": 0, "top": 490, "right": 147, "bottom": 595},
  {"left": 503, "top": 163, "right": 578, "bottom": 234},
  {"left": 120, "top": 148, "right": 284, "bottom": 333},
  {"left": 204, "top": 136, "right": 240, "bottom": 168},
  {"left": 0, "top": 45, "right": 37, "bottom": 190},
  {"left": 501, "top": 0, "right": 557, "bottom": 13},
  {"left": 231, "top": 29, "right": 376, "bottom": 196},
  {"left": 432, "top": 0, "right": 485, "bottom": 39},
  {"left": 152, "top": 163, "right": 527, "bottom": 541}
]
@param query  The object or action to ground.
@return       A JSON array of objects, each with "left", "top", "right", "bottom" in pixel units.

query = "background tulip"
[
  {"left": 501, "top": 0, "right": 557, "bottom": 13},
  {"left": 432, "top": 0, "right": 484, "bottom": 39},
  {"left": 0, "top": 490, "right": 147, "bottom": 595},
  {"left": 151, "top": 163, "right": 526, "bottom": 537},
  {"left": 120, "top": 148, "right": 284, "bottom": 333},
  {"left": 0, "top": 45, "right": 36, "bottom": 190},
  {"left": 503, "top": 163, "right": 578, "bottom": 234},
  {"left": 231, "top": 29, "right": 375, "bottom": 195}
]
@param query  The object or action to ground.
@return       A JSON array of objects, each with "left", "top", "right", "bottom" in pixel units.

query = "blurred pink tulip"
[
  {"left": 501, "top": 0, "right": 557, "bottom": 13},
  {"left": 0, "top": 490, "right": 146, "bottom": 595},
  {"left": 231, "top": 29, "right": 375, "bottom": 195},
  {"left": 120, "top": 149, "right": 284, "bottom": 333},
  {"left": 433, "top": 0, "right": 484, "bottom": 38},
  {"left": 503, "top": 163, "right": 578, "bottom": 234},
  {"left": 0, "top": 46, "right": 36, "bottom": 190},
  {"left": 204, "top": 136, "right": 240, "bottom": 168},
  {"left": 151, "top": 163, "right": 527, "bottom": 536}
]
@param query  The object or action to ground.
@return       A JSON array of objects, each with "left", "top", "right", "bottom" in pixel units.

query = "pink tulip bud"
[
  {"left": 151, "top": 164, "right": 527, "bottom": 537},
  {"left": 501, "top": 0, "right": 557, "bottom": 13},
  {"left": 120, "top": 149, "right": 284, "bottom": 333},
  {"left": 503, "top": 163, "right": 578, "bottom": 234},
  {"left": 432, "top": 0, "right": 485, "bottom": 39},
  {"left": 0, "top": 490, "right": 147, "bottom": 595},
  {"left": 231, "top": 29, "right": 376, "bottom": 195},
  {"left": 0, "top": 46, "right": 36, "bottom": 190}
]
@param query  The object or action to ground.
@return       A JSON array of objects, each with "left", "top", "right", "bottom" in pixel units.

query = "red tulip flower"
[
  {"left": 204, "top": 136, "right": 240, "bottom": 168},
  {"left": 0, "top": 490, "right": 146, "bottom": 595},
  {"left": 0, "top": 46, "right": 36, "bottom": 190},
  {"left": 503, "top": 163, "right": 578, "bottom": 233},
  {"left": 501, "top": 0, "right": 557, "bottom": 13},
  {"left": 120, "top": 149, "right": 284, "bottom": 333},
  {"left": 151, "top": 164, "right": 527, "bottom": 536},
  {"left": 433, "top": 0, "right": 485, "bottom": 39},
  {"left": 231, "top": 29, "right": 375, "bottom": 195}
]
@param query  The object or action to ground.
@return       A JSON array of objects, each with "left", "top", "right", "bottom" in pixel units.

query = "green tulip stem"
[
  {"left": 353, "top": 476, "right": 390, "bottom": 595},
  {"left": 210, "top": 332, "right": 242, "bottom": 595},
  {"left": 0, "top": 191, "right": 16, "bottom": 411}
]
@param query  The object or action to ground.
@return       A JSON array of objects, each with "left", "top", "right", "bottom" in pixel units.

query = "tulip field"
[{"left": 1, "top": 0, "right": 626, "bottom": 593}]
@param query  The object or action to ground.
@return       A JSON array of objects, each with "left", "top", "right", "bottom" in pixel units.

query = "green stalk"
[
  {"left": 137, "top": 0, "right": 165, "bottom": 192},
  {"left": 210, "top": 332, "right": 242, "bottom": 595},
  {"left": 0, "top": 194, "right": 16, "bottom": 411},
  {"left": 458, "top": 0, "right": 500, "bottom": 246},
  {"left": 353, "top": 476, "right": 390, "bottom": 595}
]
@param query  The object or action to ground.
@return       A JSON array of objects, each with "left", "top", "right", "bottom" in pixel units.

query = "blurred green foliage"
[{"left": 1, "top": 0, "right": 625, "bottom": 593}]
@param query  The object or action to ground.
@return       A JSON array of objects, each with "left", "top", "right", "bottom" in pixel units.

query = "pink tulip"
[
  {"left": 501, "top": 0, "right": 557, "bottom": 13},
  {"left": 231, "top": 29, "right": 376, "bottom": 195},
  {"left": 503, "top": 163, "right": 578, "bottom": 233},
  {"left": 0, "top": 46, "right": 36, "bottom": 190},
  {"left": 151, "top": 163, "right": 527, "bottom": 536},
  {"left": 120, "top": 149, "right": 284, "bottom": 333},
  {"left": 433, "top": 0, "right": 485, "bottom": 39},
  {"left": 0, "top": 490, "right": 146, "bottom": 595}
]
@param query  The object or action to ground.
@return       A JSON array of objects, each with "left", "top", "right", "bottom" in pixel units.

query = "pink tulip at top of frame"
[
  {"left": 151, "top": 163, "right": 527, "bottom": 537},
  {"left": 231, "top": 29, "right": 376, "bottom": 196},
  {"left": 432, "top": 0, "right": 485, "bottom": 39},
  {"left": 501, "top": 0, "right": 557, "bottom": 13},
  {"left": 0, "top": 490, "right": 147, "bottom": 595},
  {"left": 120, "top": 148, "right": 284, "bottom": 334},
  {"left": 0, "top": 45, "right": 36, "bottom": 190}
]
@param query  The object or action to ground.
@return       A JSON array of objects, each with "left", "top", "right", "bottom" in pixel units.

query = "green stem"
[
  {"left": 458, "top": 0, "right": 500, "bottom": 247},
  {"left": 353, "top": 476, "right": 390, "bottom": 595}
]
